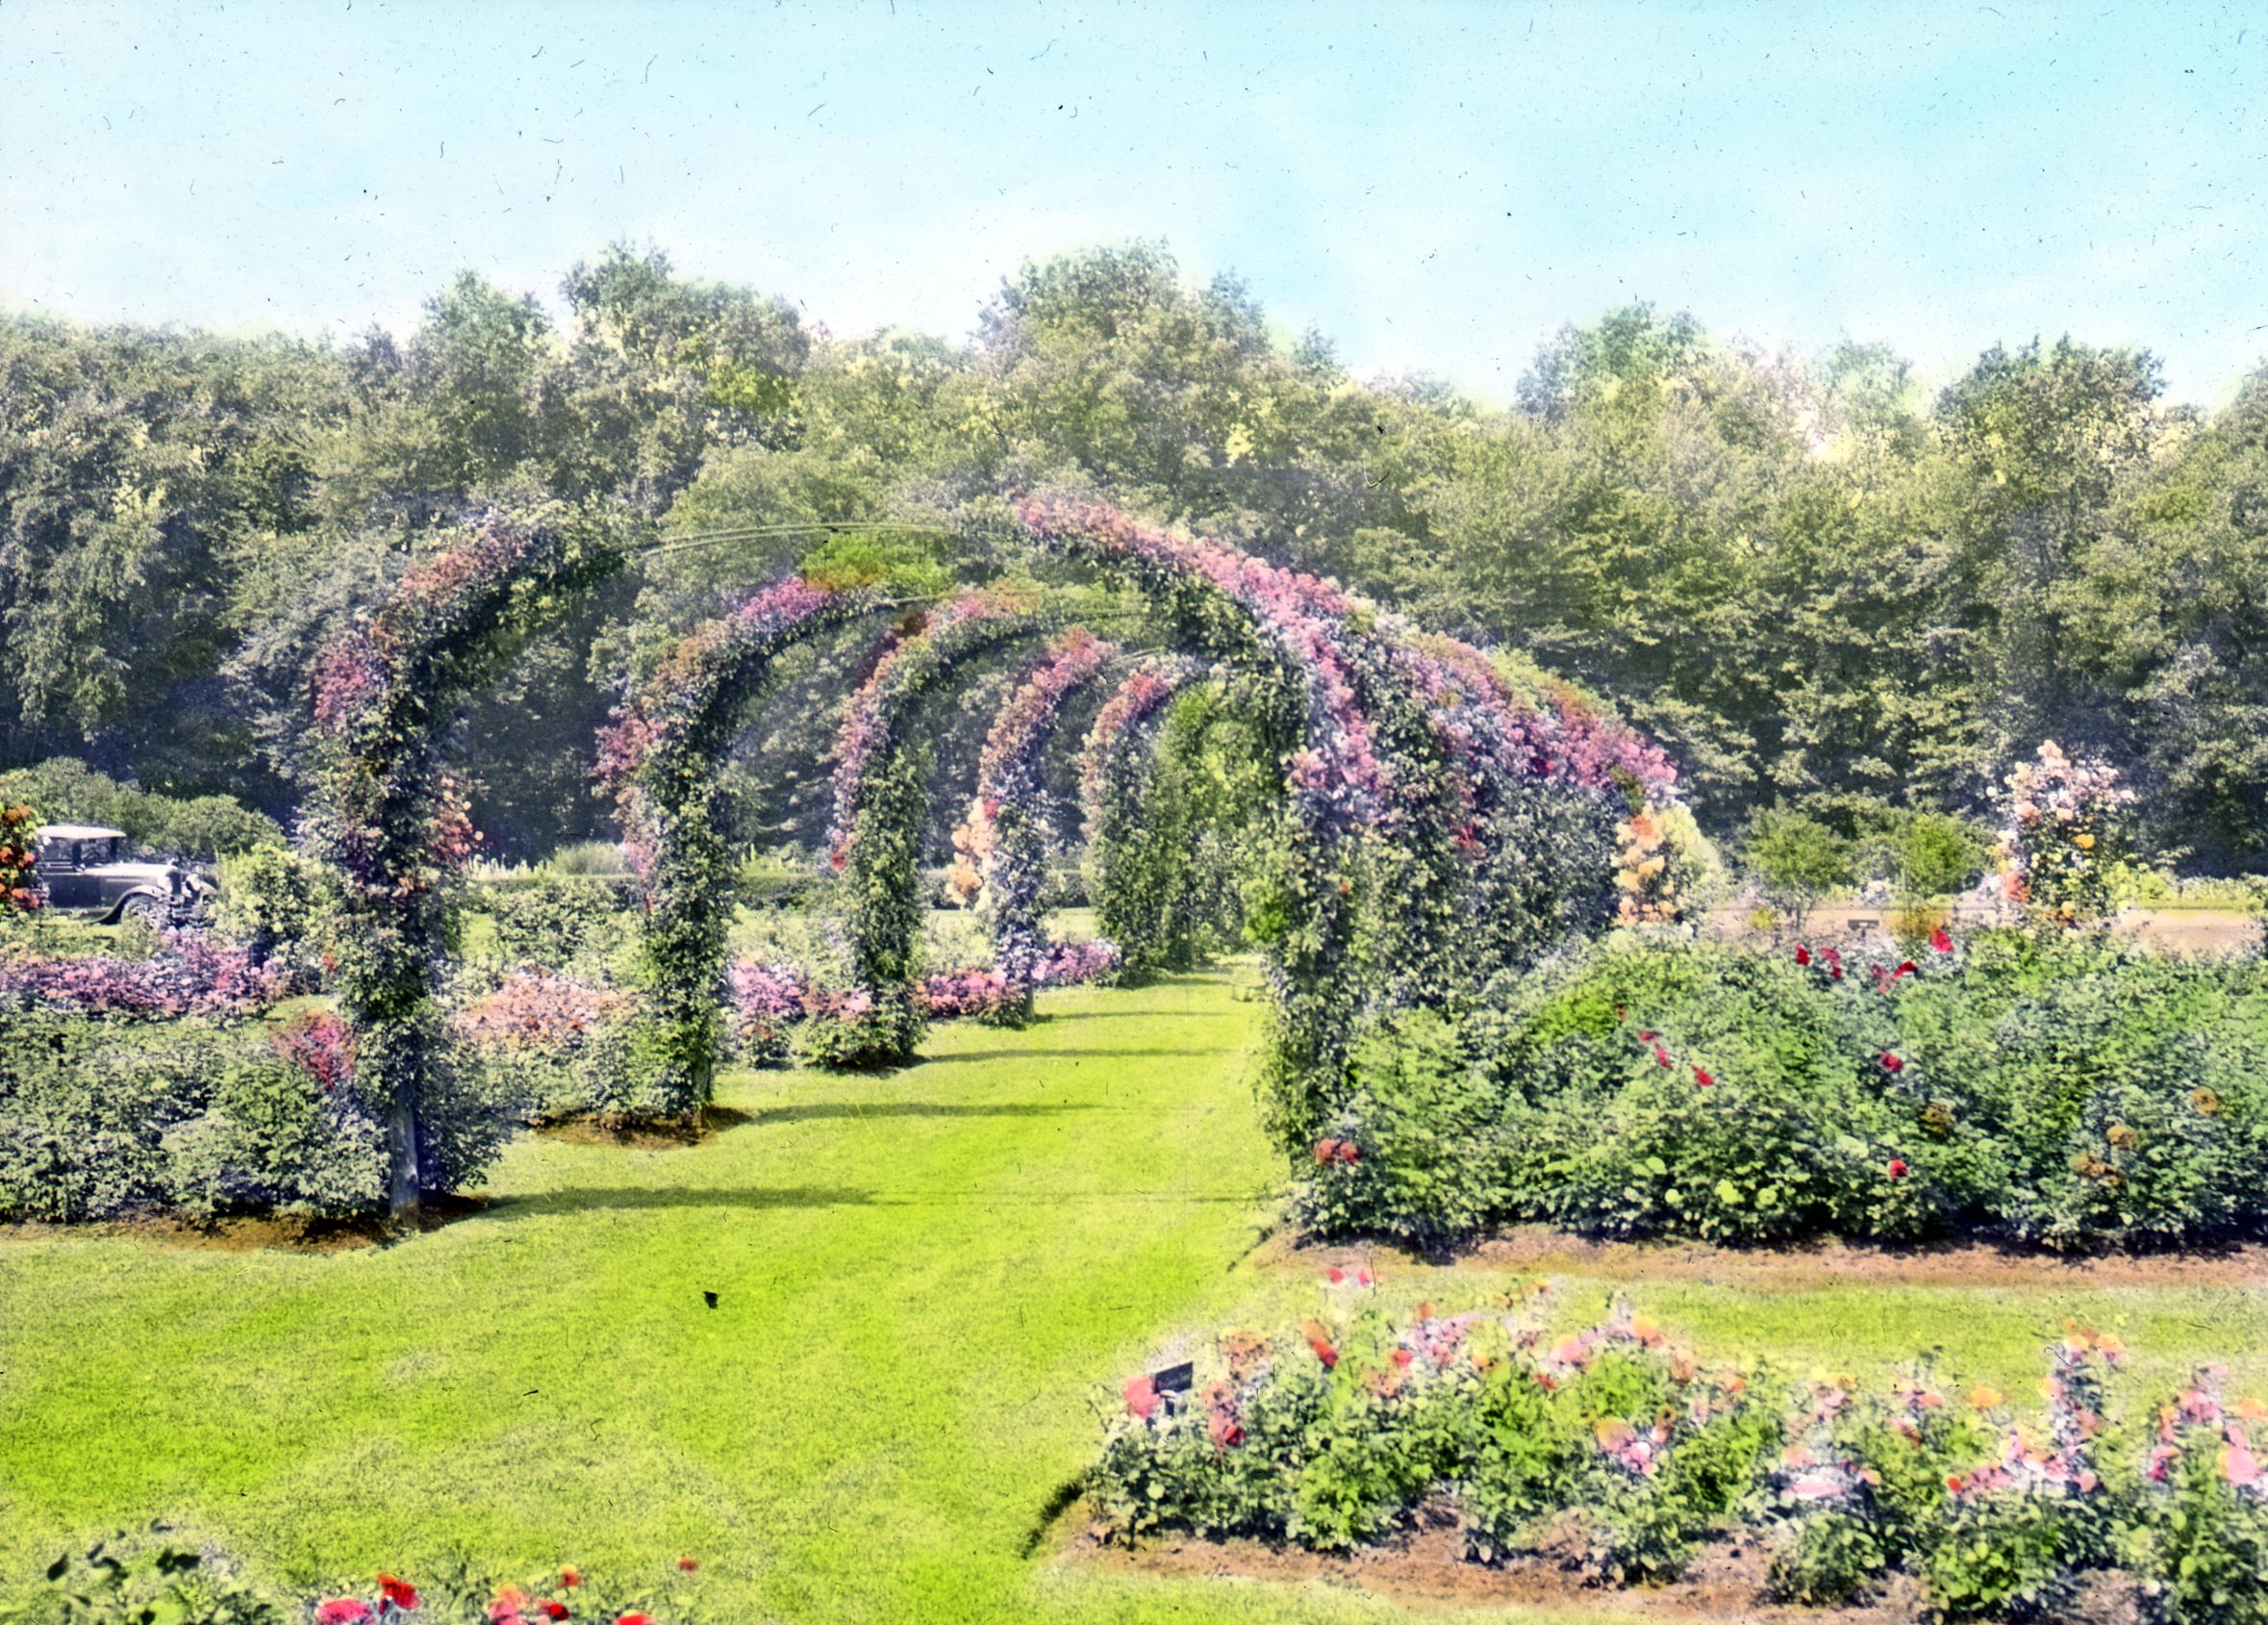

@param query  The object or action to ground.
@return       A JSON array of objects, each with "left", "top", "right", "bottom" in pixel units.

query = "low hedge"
[
  {"left": 1304, "top": 928, "right": 2268, "bottom": 1251},
  {"left": 1092, "top": 1291, "right": 2268, "bottom": 1622},
  {"left": 0, "top": 1005, "right": 501, "bottom": 1223}
]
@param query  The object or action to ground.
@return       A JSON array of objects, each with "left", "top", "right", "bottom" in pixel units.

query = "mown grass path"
[{"left": 8, "top": 969, "right": 2268, "bottom": 1625}]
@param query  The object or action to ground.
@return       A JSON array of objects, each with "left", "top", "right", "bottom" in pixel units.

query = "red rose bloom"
[
  {"left": 1693, "top": 1067, "right": 1714, "bottom": 1087},
  {"left": 543, "top": 1604, "right": 569, "bottom": 1621},
  {"left": 1880, "top": 1052, "right": 1904, "bottom": 1073},
  {"left": 1795, "top": 945, "right": 1812, "bottom": 966},
  {"left": 1888, "top": 1158, "right": 1909, "bottom": 1180},
  {"left": 1313, "top": 1138, "right": 1339, "bottom": 1163},
  {"left": 676, "top": 1557, "right": 697, "bottom": 1574},
  {"left": 1337, "top": 1141, "right": 1360, "bottom": 1164},
  {"left": 377, "top": 1575, "right": 419, "bottom": 1612},
  {"left": 1929, "top": 926, "right": 1954, "bottom": 953}
]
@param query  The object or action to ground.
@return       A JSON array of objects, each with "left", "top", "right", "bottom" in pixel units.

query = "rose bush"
[
  {"left": 1301, "top": 927, "right": 2268, "bottom": 1250},
  {"left": 1091, "top": 1294, "right": 2268, "bottom": 1621}
]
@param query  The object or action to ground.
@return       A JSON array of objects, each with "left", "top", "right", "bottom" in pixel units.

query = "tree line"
[{"left": 3, "top": 241, "right": 2263, "bottom": 868}]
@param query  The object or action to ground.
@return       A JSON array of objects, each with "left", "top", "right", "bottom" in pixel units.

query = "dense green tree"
[{"left": 7, "top": 246, "right": 2268, "bottom": 870}]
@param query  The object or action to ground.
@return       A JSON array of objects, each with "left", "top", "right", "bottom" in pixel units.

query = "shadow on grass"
[
  {"left": 1044, "top": 1008, "right": 1247, "bottom": 1020},
  {"left": 925, "top": 1047, "right": 1227, "bottom": 1063},
  {"left": 475, "top": 1184, "right": 877, "bottom": 1218},
  {"left": 742, "top": 1101, "right": 1119, "bottom": 1127}
]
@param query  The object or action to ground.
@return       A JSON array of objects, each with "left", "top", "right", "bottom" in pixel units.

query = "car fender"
[{"left": 100, "top": 884, "right": 176, "bottom": 926}]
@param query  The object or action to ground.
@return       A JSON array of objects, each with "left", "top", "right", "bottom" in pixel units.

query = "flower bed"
[
  {"left": 1303, "top": 927, "right": 2268, "bottom": 1250},
  {"left": 450, "top": 967, "right": 637, "bottom": 1123},
  {"left": 0, "top": 928, "right": 282, "bottom": 1020},
  {"left": 725, "top": 939, "right": 1124, "bottom": 1059},
  {"left": 18, "top": 1537, "right": 718, "bottom": 1625},
  {"left": 1091, "top": 1289, "right": 2268, "bottom": 1622}
]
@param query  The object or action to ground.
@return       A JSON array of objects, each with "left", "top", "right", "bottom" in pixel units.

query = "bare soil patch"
[
  {"left": 0, "top": 1192, "right": 492, "bottom": 1252},
  {"left": 1266, "top": 1224, "right": 2268, "bottom": 1290},
  {"left": 533, "top": 1102, "right": 748, "bottom": 1149},
  {"left": 1071, "top": 1507, "right": 2146, "bottom": 1624}
]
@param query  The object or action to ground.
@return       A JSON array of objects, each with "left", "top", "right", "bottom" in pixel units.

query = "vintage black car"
[{"left": 33, "top": 824, "right": 214, "bottom": 925}]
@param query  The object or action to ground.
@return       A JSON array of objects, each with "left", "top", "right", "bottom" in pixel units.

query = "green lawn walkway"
[{"left": 7, "top": 968, "right": 2268, "bottom": 1625}]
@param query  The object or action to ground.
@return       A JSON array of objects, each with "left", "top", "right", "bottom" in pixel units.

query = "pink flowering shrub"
[
  {"left": 1092, "top": 1297, "right": 2268, "bottom": 1618},
  {"left": 451, "top": 968, "right": 636, "bottom": 1123},
  {"left": 271, "top": 1009, "right": 356, "bottom": 1089},
  {"left": 1038, "top": 937, "right": 1122, "bottom": 986},
  {"left": 726, "top": 958, "right": 808, "bottom": 1067},
  {"left": 918, "top": 966, "right": 1013, "bottom": 1021},
  {"left": 0, "top": 927, "right": 282, "bottom": 1020},
  {"left": 723, "top": 939, "right": 1125, "bottom": 1057}
]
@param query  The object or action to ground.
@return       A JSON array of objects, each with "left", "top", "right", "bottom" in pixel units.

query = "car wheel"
[{"left": 121, "top": 895, "right": 170, "bottom": 928}]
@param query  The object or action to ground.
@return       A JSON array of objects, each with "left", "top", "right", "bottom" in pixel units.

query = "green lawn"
[{"left": 7, "top": 969, "right": 2268, "bottom": 1625}]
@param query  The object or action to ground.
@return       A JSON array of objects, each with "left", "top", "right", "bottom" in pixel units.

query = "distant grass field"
[{"left": 7, "top": 967, "right": 2268, "bottom": 1625}]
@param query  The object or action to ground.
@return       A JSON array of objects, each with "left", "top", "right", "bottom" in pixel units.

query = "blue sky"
[{"left": 3, "top": 0, "right": 2263, "bottom": 404}]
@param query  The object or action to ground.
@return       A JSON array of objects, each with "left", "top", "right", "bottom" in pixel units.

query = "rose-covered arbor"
[
  {"left": 949, "top": 626, "right": 1119, "bottom": 1026},
  {"left": 307, "top": 492, "right": 1677, "bottom": 1217},
  {"left": 808, "top": 590, "right": 1066, "bottom": 1065},
  {"left": 307, "top": 501, "right": 637, "bottom": 1215},
  {"left": 595, "top": 577, "right": 876, "bottom": 1120}
]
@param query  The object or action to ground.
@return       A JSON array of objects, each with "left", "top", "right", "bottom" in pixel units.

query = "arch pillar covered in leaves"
[
  {"left": 1076, "top": 658, "right": 1200, "bottom": 974},
  {"left": 309, "top": 502, "right": 636, "bottom": 1216},
  {"left": 948, "top": 626, "right": 1118, "bottom": 1026},
  {"left": 597, "top": 575, "right": 876, "bottom": 1120},
  {"left": 813, "top": 590, "right": 1063, "bottom": 1066}
]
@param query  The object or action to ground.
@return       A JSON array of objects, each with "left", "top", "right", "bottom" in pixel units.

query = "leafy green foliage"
[
  {"left": 0, "top": 759, "right": 279, "bottom": 859},
  {"left": 1740, "top": 809, "right": 1856, "bottom": 930},
  {"left": 1300, "top": 929, "right": 2268, "bottom": 1251},
  {"left": 0, "top": 1008, "right": 406, "bottom": 1222},
  {"left": 204, "top": 844, "right": 340, "bottom": 994}
]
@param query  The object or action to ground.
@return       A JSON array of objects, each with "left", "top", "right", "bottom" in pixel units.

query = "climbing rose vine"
[
  {"left": 1999, "top": 740, "right": 2134, "bottom": 927},
  {"left": 596, "top": 574, "right": 869, "bottom": 1118},
  {"left": 307, "top": 501, "right": 632, "bottom": 1212},
  {"left": 949, "top": 626, "right": 1117, "bottom": 1023},
  {"left": 815, "top": 589, "right": 1052, "bottom": 1067}
]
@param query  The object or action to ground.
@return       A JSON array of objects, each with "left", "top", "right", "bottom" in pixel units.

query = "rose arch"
[{"left": 307, "top": 494, "right": 1676, "bottom": 1217}]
